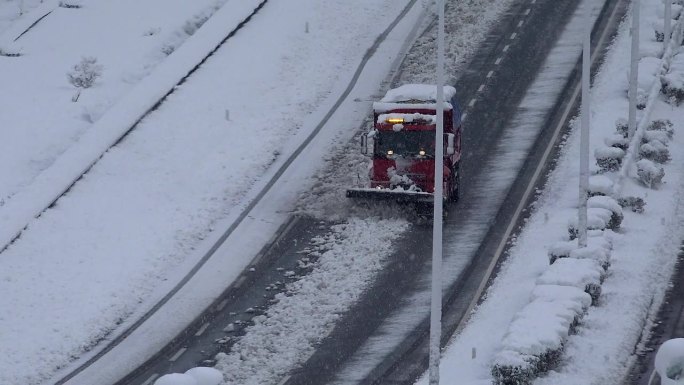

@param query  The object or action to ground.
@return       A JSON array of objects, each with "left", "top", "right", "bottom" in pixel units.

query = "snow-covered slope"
[{"left": 0, "top": 0, "right": 228, "bottom": 208}]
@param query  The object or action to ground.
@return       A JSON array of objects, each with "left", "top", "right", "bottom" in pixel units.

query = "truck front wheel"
[{"left": 449, "top": 167, "right": 460, "bottom": 203}]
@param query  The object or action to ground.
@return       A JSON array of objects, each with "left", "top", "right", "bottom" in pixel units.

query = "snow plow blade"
[{"left": 345, "top": 188, "right": 435, "bottom": 203}]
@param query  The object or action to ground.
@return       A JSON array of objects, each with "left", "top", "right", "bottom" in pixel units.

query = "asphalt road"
[
  {"left": 97, "top": 0, "right": 629, "bottom": 384},
  {"left": 626, "top": 246, "right": 684, "bottom": 385},
  {"left": 283, "top": 0, "right": 627, "bottom": 383}
]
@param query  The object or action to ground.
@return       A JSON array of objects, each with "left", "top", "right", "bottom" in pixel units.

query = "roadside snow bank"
[{"left": 214, "top": 218, "right": 409, "bottom": 384}]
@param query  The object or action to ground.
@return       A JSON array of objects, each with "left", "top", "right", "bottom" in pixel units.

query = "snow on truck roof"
[{"left": 373, "top": 84, "right": 457, "bottom": 113}]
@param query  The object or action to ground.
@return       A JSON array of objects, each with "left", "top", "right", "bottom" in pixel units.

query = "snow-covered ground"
[
  {"left": 422, "top": 0, "right": 684, "bottom": 383},
  {"left": 0, "top": 1, "right": 426, "bottom": 384},
  {"left": 0, "top": 0, "right": 228, "bottom": 210},
  {"left": 9, "top": 0, "right": 659, "bottom": 384}
]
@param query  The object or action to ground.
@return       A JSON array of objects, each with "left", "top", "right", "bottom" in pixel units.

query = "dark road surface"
[{"left": 104, "top": 0, "right": 630, "bottom": 384}]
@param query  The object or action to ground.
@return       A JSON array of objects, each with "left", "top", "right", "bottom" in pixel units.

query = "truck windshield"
[{"left": 375, "top": 131, "right": 434, "bottom": 157}]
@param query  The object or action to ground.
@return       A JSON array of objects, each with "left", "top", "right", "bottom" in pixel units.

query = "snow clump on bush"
[
  {"left": 661, "top": 48, "right": 684, "bottom": 105},
  {"left": 588, "top": 175, "right": 614, "bottom": 197},
  {"left": 588, "top": 195, "right": 623, "bottom": 229},
  {"left": 637, "top": 158, "right": 666, "bottom": 188},
  {"left": 154, "top": 367, "right": 223, "bottom": 385},
  {"left": 595, "top": 146, "right": 625, "bottom": 172},
  {"left": 640, "top": 139, "right": 671, "bottom": 163},
  {"left": 647, "top": 119, "right": 674, "bottom": 138},
  {"left": 655, "top": 338, "right": 684, "bottom": 385}
]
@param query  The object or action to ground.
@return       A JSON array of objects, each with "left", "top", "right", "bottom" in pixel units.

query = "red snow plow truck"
[{"left": 346, "top": 84, "right": 463, "bottom": 210}]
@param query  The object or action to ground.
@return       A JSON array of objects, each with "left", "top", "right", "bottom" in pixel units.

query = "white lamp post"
[
  {"left": 578, "top": 1, "right": 592, "bottom": 248},
  {"left": 429, "top": 0, "right": 445, "bottom": 383},
  {"left": 628, "top": 0, "right": 640, "bottom": 139},
  {"left": 664, "top": 0, "right": 672, "bottom": 50}
]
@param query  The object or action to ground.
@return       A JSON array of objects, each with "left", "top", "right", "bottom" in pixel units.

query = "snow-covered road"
[{"left": 423, "top": 0, "right": 684, "bottom": 383}]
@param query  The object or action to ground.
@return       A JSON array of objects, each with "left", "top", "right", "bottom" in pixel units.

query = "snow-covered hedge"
[
  {"left": 636, "top": 57, "right": 664, "bottom": 108},
  {"left": 615, "top": 118, "right": 629, "bottom": 138},
  {"left": 588, "top": 175, "right": 615, "bottom": 197},
  {"left": 595, "top": 146, "right": 625, "bottom": 172},
  {"left": 491, "top": 286, "right": 591, "bottom": 385},
  {"left": 637, "top": 158, "right": 666, "bottom": 188},
  {"left": 154, "top": 367, "right": 223, "bottom": 385},
  {"left": 569, "top": 243, "right": 612, "bottom": 270},
  {"left": 547, "top": 235, "right": 612, "bottom": 264},
  {"left": 640, "top": 138, "right": 671, "bottom": 163},
  {"left": 661, "top": 48, "right": 684, "bottom": 104},
  {"left": 618, "top": 196, "right": 647, "bottom": 213},
  {"left": 605, "top": 133, "right": 630, "bottom": 150},
  {"left": 655, "top": 338, "right": 684, "bottom": 385},
  {"left": 537, "top": 258, "right": 604, "bottom": 304},
  {"left": 567, "top": 207, "right": 620, "bottom": 239},
  {"left": 588, "top": 195, "right": 624, "bottom": 229},
  {"left": 647, "top": 118, "right": 675, "bottom": 138}
]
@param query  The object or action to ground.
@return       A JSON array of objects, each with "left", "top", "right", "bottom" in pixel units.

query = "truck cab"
[{"left": 360, "top": 84, "right": 463, "bottom": 202}]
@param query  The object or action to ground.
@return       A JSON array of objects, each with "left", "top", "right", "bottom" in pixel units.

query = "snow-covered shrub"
[
  {"left": 595, "top": 146, "right": 625, "bottom": 172},
  {"left": 569, "top": 244, "right": 611, "bottom": 270},
  {"left": 548, "top": 237, "right": 612, "bottom": 264},
  {"left": 655, "top": 338, "right": 684, "bottom": 385},
  {"left": 491, "top": 286, "right": 591, "bottom": 385},
  {"left": 647, "top": 119, "right": 675, "bottom": 138},
  {"left": 548, "top": 241, "right": 576, "bottom": 264},
  {"left": 637, "top": 158, "right": 666, "bottom": 188},
  {"left": 618, "top": 196, "right": 646, "bottom": 213},
  {"left": 154, "top": 367, "right": 223, "bottom": 385},
  {"left": 588, "top": 175, "right": 614, "bottom": 197},
  {"left": 67, "top": 57, "right": 103, "bottom": 101},
  {"left": 491, "top": 351, "right": 537, "bottom": 385},
  {"left": 615, "top": 118, "right": 629, "bottom": 138},
  {"left": 661, "top": 49, "right": 684, "bottom": 105},
  {"left": 68, "top": 57, "right": 102, "bottom": 89},
  {"left": 154, "top": 373, "right": 195, "bottom": 385},
  {"left": 640, "top": 139, "right": 671, "bottom": 163},
  {"left": 0, "top": 44, "right": 21, "bottom": 57},
  {"left": 634, "top": 56, "right": 662, "bottom": 108},
  {"left": 59, "top": 1, "right": 82, "bottom": 8},
  {"left": 537, "top": 258, "right": 604, "bottom": 305},
  {"left": 644, "top": 129, "right": 673, "bottom": 144},
  {"left": 183, "top": 13, "right": 211, "bottom": 36},
  {"left": 588, "top": 195, "right": 624, "bottom": 229},
  {"left": 655, "top": 25, "right": 665, "bottom": 43},
  {"left": 605, "top": 134, "right": 630, "bottom": 151},
  {"left": 568, "top": 208, "right": 612, "bottom": 240},
  {"left": 184, "top": 367, "right": 223, "bottom": 385}
]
